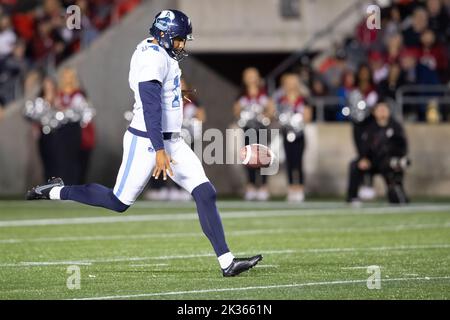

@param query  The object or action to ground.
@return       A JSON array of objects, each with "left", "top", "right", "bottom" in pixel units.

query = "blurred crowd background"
[{"left": 0, "top": 0, "right": 449, "bottom": 202}]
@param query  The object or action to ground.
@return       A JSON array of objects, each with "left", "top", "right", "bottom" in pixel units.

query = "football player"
[{"left": 26, "top": 9, "right": 262, "bottom": 277}]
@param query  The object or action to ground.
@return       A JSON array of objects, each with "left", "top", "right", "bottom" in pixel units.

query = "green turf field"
[{"left": 0, "top": 200, "right": 449, "bottom": 300}]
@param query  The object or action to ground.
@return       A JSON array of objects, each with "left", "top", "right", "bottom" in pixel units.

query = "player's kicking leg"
[
  {"left": 165, "top": 137, "right": 263, "bottom": 277},
  {"left": 25, "top": 130, "right": 152, "bottom": 212}
]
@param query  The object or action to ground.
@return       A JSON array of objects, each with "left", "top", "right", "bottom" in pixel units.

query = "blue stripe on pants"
[{"left": 115, "top": 134, "right": 138, "bottom": 198}]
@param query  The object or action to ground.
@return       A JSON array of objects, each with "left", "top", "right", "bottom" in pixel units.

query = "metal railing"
[
  {"left": 307, "top": 84, "right": 450, "bottom": 122},
  {"left": 395, "top": 85, "right": 450, "bottom": 121}
]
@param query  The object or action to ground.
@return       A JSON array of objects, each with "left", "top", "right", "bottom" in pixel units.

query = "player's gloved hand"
[{"left": 153, "top": 150, "right": 174, "bottom": 180}]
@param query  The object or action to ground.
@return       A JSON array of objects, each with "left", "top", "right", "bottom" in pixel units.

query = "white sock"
[
  {"left": 49, "top": 186, "right": 64, "bottom": 200},
  {"left": 218, "top": 252, "right": 235, "bottom": 269}
]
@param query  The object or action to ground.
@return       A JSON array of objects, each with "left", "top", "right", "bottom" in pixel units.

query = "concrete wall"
[
  {"left": 178, "top": 0, "right": 365, "bottom": 52},
  {"left": 263, "top": 123, "right": 450, "bottom": 198}
]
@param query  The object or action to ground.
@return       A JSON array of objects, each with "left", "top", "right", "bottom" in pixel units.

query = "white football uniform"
[
  {"left": 128, "top": 37, "right": 183, "bottom": 133},
  {"left": 113, "top": 38, "right": 208, "bottom": 205}
]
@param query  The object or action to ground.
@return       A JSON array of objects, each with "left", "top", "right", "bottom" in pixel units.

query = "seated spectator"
[
  {"left": 399, "top": 47, "right": 440, "bottom": 120},
  {"left": 419, "top": 29, "right": 449, "bottom": 83},
  {"left": 369, "top": 51, "right": 389, "bottom": 85},
  {"left": 74, "top": 0, "right": 99, "bottom": 49},
  {"left": 347, "top": 101, "right": 409, "bottom": 204},
  {"left": 426, "top": 0, "right": 450, "bottom": 44},
  {"left": 336, "top": 69, "right": 356, "bottom": 121},
  {"left": 319, "top": 49, "right": 349, "bottom": 92},
  {"left": 385, "top": 32, "right": 404, "bottom": 65},
  {"left": 383, "top": 5, "right": 403, "bottom": 41},
  {"left": 377, "top": 63, "right": 405, "bottom": 100},
  {"left": 402, "top": 7, "right": 429, "bottom": 48}
]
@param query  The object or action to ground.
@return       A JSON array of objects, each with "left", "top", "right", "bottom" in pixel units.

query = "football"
[{"left": 240, "top": 144, "right": 275, "bottom": 169}]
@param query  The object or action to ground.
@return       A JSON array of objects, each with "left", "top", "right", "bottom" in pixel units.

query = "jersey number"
[{"left": 172, "top": 75, "right": 180, "bottom": 108}]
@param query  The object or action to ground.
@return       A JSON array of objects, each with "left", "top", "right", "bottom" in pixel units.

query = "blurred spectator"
[
  {"left": 319, "top": 49, "right": 349, "bottom": 92},
  {"left": 34, "top": 76, "right": 60, "bottom": 182},
  {"left": 275, "top": 73, "right": 312, "bottom": 202},
  {"left": 26, "top": 68, "right": 94, "bottom": 185},
  {"left": 402, "top": 7, "right": 429, "bottom": 48},
  {"left": 74, "top": 0, "right": 99, "bottom": 49},
  {"left": 383, "top": 5, "right": 404, "bottom": 40},
  {"left": 111, "top": 0, "right": 141, "bottom": 23},
  {"left": 347, "top": 64, "right": 378, "bottom": 200},
  {"left": 426, "top": 0, "right": 450, "bottom": 44},
  {"left": 0, "top": 0, "right": 140, "bottom": 105},
  {"left": 0, "top": 39, "right": 27, "bottom": 105},
  {"left": 336, "top": 69, "right": 356, "bottom": 121},
  {"left": 419, "top": 29, "right": 449, "bottom": 83},
  {"left": 347, "top": 101, "right": 409, "bottom": 204},
  {"left": 58, "top": 67, "right": 95, "bottom": 184},
  {"left": 385, "top": 32, "right": 404, "bottom": 65},
  {"left": 369, "top": 51, "right": 389, "bottom": 85},
  {"left": 378, "top": 63, "right": 406, "bottom": 100},
  {"left": 399, "top": 47, "right": 440, "bottom": 120},
  {"left": 310, "top": 75, "right": 333, "bottom": 121},
  {"left": 0, "top": 14, "right": 16, "bottom": 58},
  {"left": 233, "top": 67, "right": 275, "bottom": 201}
]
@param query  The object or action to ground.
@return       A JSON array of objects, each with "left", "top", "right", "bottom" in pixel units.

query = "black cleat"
[
  {"left": 222, "top": 254, "right": 263, "bottom": 277},
  {"left": 26, "top": 177, "right": 64, "bottom": 200}
]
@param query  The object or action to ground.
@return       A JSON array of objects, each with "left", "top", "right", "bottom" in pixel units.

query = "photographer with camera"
[{"left": 346, "top": 100, "right": 410, "bottom": 204}]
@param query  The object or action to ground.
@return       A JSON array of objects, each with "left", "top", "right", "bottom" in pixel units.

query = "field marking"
[
  {"left": 0, "top": 229, "right": 291, "bottom": 244},
  {"left": 341, "top": 266, "right": 378, "bottom": 270},
  {"left": 130, "top": 264, "right": 168, "bottom": 267},
  {"left": 71, "top": 275, "right": 450, "bottom": 300},
  {"left": 1, "top": 243, "right": 449, "bottom": 268},
  {"left": 0, "top": 205, "right": 450, "bottom": 228},
  {"left": 255, "top": 264, "right": 279, "bottom": 268},
  {"left": 1, "top": 222, "right": 450, "bottom": 244},
  {"left": 1, "top": 200, "right": 448, "bottom": 210}
]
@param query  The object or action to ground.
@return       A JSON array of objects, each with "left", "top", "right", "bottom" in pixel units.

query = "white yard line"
[
  {"left": 71, "top": 275, "right": 450, "bottom": 300},
  {"left": 1, "top": 244, "right": 449, "bottom": 268},
  {"left": 1, "top": 222, "right": 450, "bottom": 244},
  {"left": 254, "top": 265, "right": 279, "bottom": 268},
  {"left": 0, "top": 229, "right": 290, "bottom": 244},
  {"left": 131, "top": 264, "right": 168, "bottom": 267},
  {"left": 0, "top": 205, "right": 449, "bottom": 228}
]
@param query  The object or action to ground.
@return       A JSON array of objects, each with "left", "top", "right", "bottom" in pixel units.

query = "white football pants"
[{"left": 113, "top": 130, "right": 209, "bottom": 205}]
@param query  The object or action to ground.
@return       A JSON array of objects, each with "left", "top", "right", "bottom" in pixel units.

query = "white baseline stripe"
[
  {"left": 72, "top": 276, "right": 450, "bottom": 300},
  {"left": 1, "top": 205, "right": 449, "bottom": 228},
  {"left": 1, "top": 243, "right": 449, "bottom": 267}
]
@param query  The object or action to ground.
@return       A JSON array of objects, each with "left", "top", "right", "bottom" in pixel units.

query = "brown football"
[{"left": 240, "top": 144, "right": 274, "bottom": 169}]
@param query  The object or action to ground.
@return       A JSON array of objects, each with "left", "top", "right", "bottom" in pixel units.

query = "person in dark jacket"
[{"left": 347, "top": 100, "right": 410, "bottom": 204}]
